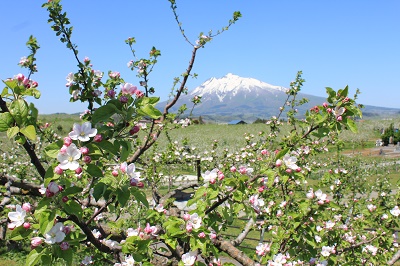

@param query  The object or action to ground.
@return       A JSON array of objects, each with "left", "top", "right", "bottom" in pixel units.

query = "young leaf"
[
  {"left": 7, "top": 126, "right": 19, "bottom": 139},
  {"left": 20, "top": 125, "right": 37, "bottom": 141},
  {"left": 0, "top": 112, "right": 14, "bottom": 132}
]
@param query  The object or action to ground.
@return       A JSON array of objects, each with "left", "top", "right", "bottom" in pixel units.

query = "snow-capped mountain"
[
  {"left": 190, "top": 73, "right": 286, "bottom": 102},
  {"left": 159, "top": 73, "right": 399, "bottom": 123}
]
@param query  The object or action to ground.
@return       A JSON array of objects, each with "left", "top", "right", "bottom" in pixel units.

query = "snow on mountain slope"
[{"left": 190, "top": 73, "right": 286, "bottom": 102}]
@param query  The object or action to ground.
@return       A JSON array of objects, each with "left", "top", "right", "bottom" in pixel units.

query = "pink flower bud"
[
  {"left": 83, "top": 155, "right": 92, "bottom": 164},
  {"left": 7, "top": 223, "right": 16, "bottom": 230},
  {"left": 23, "top": 222, "right": 31, "bottom": 229},
  {"left": 63, "top": 137, "right": 72, "bottom": 146},
  {"left": 119, "top": 95, "right": 128, "bottom": 104},
  {"left": 62, "top": 196, "right": 69, "bottom": 203},
  {"left": 209, "top": 232, "right": 217, "bottom": 240},
  {"left": 275, "top": 159, "right": 282, "bottom": 167},
  {"left": 327, "top": 108, "right": 332, "bottom": 113},
  {"left": 286, "top": 169, "right": 292, "bottom": 174},
  {"left": 112, "top": 169, "right": 119, "bottom": 177},
  {"left": 186, "top": 223, "right": 193, "bottom": 233},
  {"left": 75, "top": 167, "right": 83, "bottom": 175},
  {"left": 60, "top": 242, "right": 70, "bottom": 251},
  {"left": 198, "top": 232, "right": 206, "bottom": 238},
  {"left": 31, "top": 237, "right": 43, "bottom": 248},
  {"left": 54, "top": 166, "right": 63, "bottom": 175},
  {"left": 120, "top": 163, "right": 127, "bottom": 173},
  {"left": 183, "top": 214, "right": 191, "bottom": 221},
  {"left": 261, "top": 149, "right": 269, "bottom": 156},
  {"left": 107, "top": 90, "right": 116, "bottom": 98},
  {"left": 239, "top": 167, "right": 247, "bottom": 175},
  {"left": 16, "top": 73, "right": 25, "bottom": 82},
  {"left": 137, "top": 181, "right": 144, "bottom": 188},
  {"left": 31, "top": 81, "right": 38, "bottom": 88},
  {"left": 93, "top": 134, "right": 103, "bottom": 143},
  {"left": 336, "top": 115, "right": 343, "bottom": 121},
  {"left": 45, "top": 190, "right": 55, "bottom": 198},
  {"left": 218, "top": 173, "right": 225, "bottom": 180},
  {"left": 230, "top": 166, "right": 236, "bottom": 172},
  {"left": 22, "top": 203, "right": 32, "bottom": 212},
  {"left": 80, "top": 146, "right": 89, "bottom": 155},
  {"left": 63, "top": 226, "right": 71, "bottom": 235},
  {"left": 144, "top": 223, "right": 152, "bottom": 234},
  {"left": 130, "top": 179, "right": 138, "bottom": 186},
  {"left": 129, "top": 126, "right": 140, "bottom": 135},
  {"left": 59, "top": 145, "right": 68, "bottom": 154}
]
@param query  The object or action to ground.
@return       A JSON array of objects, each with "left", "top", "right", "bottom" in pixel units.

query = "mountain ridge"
[{"left": 160, "top": 74, "right": 400, "bottom": 123}]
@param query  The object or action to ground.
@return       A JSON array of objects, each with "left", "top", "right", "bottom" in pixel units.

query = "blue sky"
[{"left": 0, "top": 1, "right": 399, "bottom": 114}]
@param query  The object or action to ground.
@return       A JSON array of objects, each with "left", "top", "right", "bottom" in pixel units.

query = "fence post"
[{"left": 196, "top": 159, "right": 201, "bottom": 182}]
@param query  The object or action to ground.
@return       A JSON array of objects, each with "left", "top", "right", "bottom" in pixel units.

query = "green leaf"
[
  {"left": 7, "top": 126, "right": 19, "bottom": 139},
  {"left": 92, "top": 103, "right": 118, "bottom": 124},
  {"left": 20, "top": 125, "right": 37, "bottom": 141},
  {"left": 62, "top": 200, "right": 83, "bottom": 219},
  {"left": 25, "top": 247, "right": 44, "bottom": 266},
  {"left": 15, "top": 134, "right": 26, "bottom": 144},
  {"left": 3, "top": 79, "right": 18, "bottom": 90},
  {"left": 39, "top": 210, "right": 56, "bottom": 235},
  {"left": 44, "top": 140, "right": 63, "bottom": 158},
  {"left": 9, "top": 226, "right": 32, "bottom": 240},
  {"left": 1, "top": 86, "right": 9, "bottom": 97},
  {"left": 62, "top": 186, "right": 83, "bottom": 196},
  {"left": 346, "top": 119, "right": 358, "bottom": 133},
  {"left": 131, "top": 187, "right": 149, "bottom": 208},
  {"left": 9, "top": 99, "right": 29, "bottom": 125},
  {"left": 94, "top": 140, "right": 118, "bottom": 155},
  {"left": 276, "top": 148, "right": 290, "bottom": 160},
  {"left": 86, "top": 164, "right": 104, "bottom": 177},
  {"left": 93, "top": 182, "right": 107, "bottom": 201},
  {"left": 117, "top": 186, "right": 130, "bottom": 207},
  {"left": 0, "top": 112, "right": 14, "bottom": 131},
  {"left": 325, "top": 87, "right": 336, "bottom": 103},
  {"left": 137, "top": 104, "right": 162, "bottom": 119},
  {"left": 339, "top": 85, "right": 349, "bottom": 98}
]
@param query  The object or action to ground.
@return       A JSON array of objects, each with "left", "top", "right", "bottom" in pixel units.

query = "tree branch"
[
  {"left": 0, "top": 96, "right": 46, "bottom": 178},
  {"left": 214, "top": 237, "right": 255, "bottom": 266},
  {"left": 231, "top": 217, "right": 255, "bottom": 247}
]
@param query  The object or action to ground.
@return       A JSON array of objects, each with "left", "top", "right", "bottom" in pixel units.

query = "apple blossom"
[
  {"left": 321, "top": 246, "right": 335, "bottom": 257},
  {"left": 282, "top": 154, "right": 299, "bottom": 170},
  {"left": 181, "top": 252, "right": 197, "bottom": 266},
  {"left": 69, "top": 122, "right": 97, "bottom": 142},
  {"left": 121, "top": 83, "right": 137, "bottom": 95},
  {"left": 255, "top": 242, "right": 271, "bottom": 256},
  {"left": 81, "top": 256, "right": 93, "bottom": 265},
  {"left": 65, "top": 72, "right": 74, "bottom": 86},
  {"left": 202, "top": 168, "right": 218, "bottom": 184},
  {"left": 57, "top": 143, "right": 81, "bottom": 170},
  {"left": 7, "top": 205, "right": 26, "bottom": 228},
  {"left": 44, "top": 222, "right": 66, "bottom": 244},
  {"left": 189, "top": 213, "right": 202, "bottom": 229},
  {"left": 390, "top": 206, "right": 400, "bottom": 217}
]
